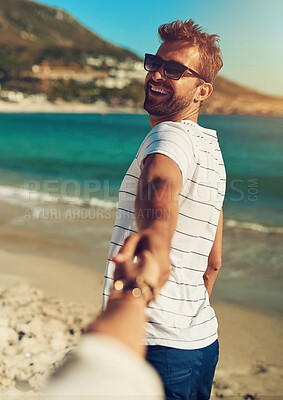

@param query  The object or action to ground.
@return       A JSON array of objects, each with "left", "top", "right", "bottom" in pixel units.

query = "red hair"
[{"left": 158, "top": 19, "right": 223, "bottom": 83}]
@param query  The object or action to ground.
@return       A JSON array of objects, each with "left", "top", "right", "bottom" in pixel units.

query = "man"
[{"left": 103, "top": 19, "right": 226, "bottom": 400}]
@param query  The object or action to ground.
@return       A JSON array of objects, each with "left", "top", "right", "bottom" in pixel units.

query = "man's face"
[{"left": 144, "top": 42, "right": 202, "bottom": 116}]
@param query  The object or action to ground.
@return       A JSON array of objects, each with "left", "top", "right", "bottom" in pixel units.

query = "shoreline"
[
  {"left": 0, "top": 100, "right": 145, "bottom": 114},
  {"left": 1, "top": 100, "right": 283, "bottom": 116},
  {"left": 0, "top": 247, "right": 282, "bottom": 396},
  {"left": 0, "top": 198, "right": 282, "bottom": 315}
]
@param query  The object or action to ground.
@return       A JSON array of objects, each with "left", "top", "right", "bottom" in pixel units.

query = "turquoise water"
[
  {"left": 1, "top": 113, "right": 282, "bottom": 313},
  {"left": 0, "top": 113, "right": 146, "bottom": 199},
  {"left": 0, "top": 113, "right": 282, "bottom": 227}
]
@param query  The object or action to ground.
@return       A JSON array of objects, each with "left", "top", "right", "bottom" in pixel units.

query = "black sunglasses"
[{"left": 144, "top": 53, "right": 206, "bottom": 82}]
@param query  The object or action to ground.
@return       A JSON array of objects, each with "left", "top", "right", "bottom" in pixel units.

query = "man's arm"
[
  {"left": 135, "top": 152, "right": 182, "bottom": 233},
  {"left": 203, "top": 208, "right": 223, "bottom": 297},
  {"left": 112, "top": 153, "right": 183, "bottom": 289}
]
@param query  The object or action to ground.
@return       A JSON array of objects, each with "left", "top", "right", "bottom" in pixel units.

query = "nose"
[{"left": 151, "top": 64, "right": 166, "bottom": 81}]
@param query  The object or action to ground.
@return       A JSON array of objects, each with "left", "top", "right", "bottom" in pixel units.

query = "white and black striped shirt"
[{"left": 102, "top": 120, "right": 226, "bottom": 350}]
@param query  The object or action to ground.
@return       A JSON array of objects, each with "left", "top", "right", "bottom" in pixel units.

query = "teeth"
[{"left": 151, "top": 86, "right": 170, "bottom": 94}]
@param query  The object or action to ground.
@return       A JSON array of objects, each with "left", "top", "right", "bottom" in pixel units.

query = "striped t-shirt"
[{"left": 102, "top": 119, "right": 226, "bottom": 350}]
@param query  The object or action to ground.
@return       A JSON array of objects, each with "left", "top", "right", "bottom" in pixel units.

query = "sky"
[{"left": 35, "top": 0, "right": 283, "bottom": 97}]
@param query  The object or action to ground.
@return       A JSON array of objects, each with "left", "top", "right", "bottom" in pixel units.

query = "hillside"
[
  {"left": 0, "top": 0, "right": 139, "bottom": 70},
  {"left": 0, "top": 0, "right": 282, "bottom": 115},
  {"left": 202, "top": 77, "right": 283, "bottom": 116}
]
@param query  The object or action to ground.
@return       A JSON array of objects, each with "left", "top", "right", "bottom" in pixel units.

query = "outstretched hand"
[{"left": 111, "top": 229, "right": 171, "bottom": 292}]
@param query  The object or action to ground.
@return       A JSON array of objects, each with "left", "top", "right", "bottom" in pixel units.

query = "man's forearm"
[
  {"left": 204, "top": 209, "right": 223, "bottom": 297},
  {"left": 135, "top": 176, "right": 178, "bottom": 245},
  {"left": 111, "top": 178, "right": 177, "bottom": 291},
  {"left": 111, "top": 154, "right": 183, "bottom": 289},
  {"left": 203, "top": 263, "right": 221, "bottom": 297}
]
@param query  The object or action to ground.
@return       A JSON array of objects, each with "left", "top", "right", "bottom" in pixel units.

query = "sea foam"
[
  {"left": 225, "top": 219, "right": 283, "bottom": 234},
  {"left": 0, "top": 184, "right": 118, "bottom": 210}
]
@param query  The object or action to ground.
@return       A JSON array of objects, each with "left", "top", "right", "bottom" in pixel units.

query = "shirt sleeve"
[
  {"left": 136, "top": 122, "right": 194, "bottom": 186},
  {"left": 44, "top": 334, "right": 164, "bottom": 397}
]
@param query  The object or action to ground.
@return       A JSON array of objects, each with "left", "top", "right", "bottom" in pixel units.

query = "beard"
[{"left": 144, "top": 81, "right": 195, "bottom": 116}]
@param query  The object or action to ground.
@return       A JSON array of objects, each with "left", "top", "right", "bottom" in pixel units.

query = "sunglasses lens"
[
  {"left": 164, "top": 62, "right": 185, "bottom": 80},
  {"left": 144, "top": 54, "right": 187, "bottom": 80},
  {"left": 144, "top": 55, "right": 162, "bottom": 72}
]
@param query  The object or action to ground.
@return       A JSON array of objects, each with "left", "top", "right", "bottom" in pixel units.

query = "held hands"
[{"left": 111, "top": 228, "right": 172, "bottom": 294}]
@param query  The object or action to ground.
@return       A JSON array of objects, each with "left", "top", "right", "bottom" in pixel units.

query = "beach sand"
[
  {"left": 0, "top": 247, "right": 283, "bottom": 398},
  {"left": 1, "top": 96, "right": 283, "bottom": 116},
  {"left": 0, "top": 199, "right": 282, "bottom": 398},
  {"left": 0, "top": 99, "right": 144, "bottom": 114},
  {"left": 0, "top": 250, "right": 100, "bottom": 394},
  {"left": 213, "top": 303, "right": 283, "bottom": 398}
]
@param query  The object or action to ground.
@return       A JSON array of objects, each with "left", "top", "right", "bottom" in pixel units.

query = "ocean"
[{"left": 0, "top": 113, "right": 282, "bottom": 313}]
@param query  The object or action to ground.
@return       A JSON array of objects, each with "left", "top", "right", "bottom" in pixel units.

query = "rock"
[{"left": 0, "top": 283, "right": 95, "bottom": 392}]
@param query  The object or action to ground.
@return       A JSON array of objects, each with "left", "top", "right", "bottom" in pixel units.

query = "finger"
[
  {"left": 113, "top": 263, "right": 124, "bottom": 282},
  {"left": 111, "top": 233, "right": 141, "bottom": 263},
  {"left": 113, "top": 259, "right": 139, "bottom": 282},
  {"left": 137, "top": 250, "right": 160, "bottom": 289}
]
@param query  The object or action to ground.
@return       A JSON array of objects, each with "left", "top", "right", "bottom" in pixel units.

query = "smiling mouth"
[{"left": 149, "top": 85, "right": 171, "bottom": 96}]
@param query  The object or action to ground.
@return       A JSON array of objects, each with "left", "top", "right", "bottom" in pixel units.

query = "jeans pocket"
[
  {"left": 162, "top": 369, "right": 193, "bottom": 400},
  {"left": 164, "top": 368, "right": 192, "bottom": 383},
  {"left": 146, "top": 347, "right": 168, "bottom": 374}
]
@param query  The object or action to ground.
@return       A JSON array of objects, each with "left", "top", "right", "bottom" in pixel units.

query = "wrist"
[
  {"left": 140, "top": 219, "right": 171, "bottom": 236},
  {"left": 109, "top": 276, "right": 157, "bottom": 306},
  {"left": 139, "top": 224, "right": 171, "bottom": 253}
]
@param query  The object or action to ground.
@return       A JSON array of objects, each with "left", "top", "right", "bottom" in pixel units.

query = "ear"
[{"left": 194, "top": 82, "right": 213, "bottom": 103}]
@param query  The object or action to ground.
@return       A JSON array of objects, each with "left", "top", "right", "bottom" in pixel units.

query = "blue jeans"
[{"left": 146, "top": 340, "right": 219, "bottom": 400}]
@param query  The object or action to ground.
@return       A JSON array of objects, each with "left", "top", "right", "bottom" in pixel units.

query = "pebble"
[{"left": 0, "top": 284, "right": 95, "bottom": 392}]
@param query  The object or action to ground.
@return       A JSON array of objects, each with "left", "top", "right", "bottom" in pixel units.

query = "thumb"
[{"left": 111, "top": 233, "right": 141, "bottom": 263}]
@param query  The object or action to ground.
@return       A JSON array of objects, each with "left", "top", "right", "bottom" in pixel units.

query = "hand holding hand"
[{"left": 111, "top": 228, "right": 171, "bottom": 292}]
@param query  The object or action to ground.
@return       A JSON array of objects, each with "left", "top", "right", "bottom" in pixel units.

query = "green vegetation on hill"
[
  {"left": 0, "top": 0, "right": 282, "bottom": 115},
  {"left": 0, "top": 0, "right": 145, "bottom": 106},
  {"left": 0, "top": 0, "right": 139, "bottom": 72}
]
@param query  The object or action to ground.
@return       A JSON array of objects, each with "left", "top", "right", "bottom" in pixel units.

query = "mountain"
[
  {"left": 0, "top": 0, "right": 282, "bottom": 115},
  {"left": 0, "top": 0, "right": 139, "bottom": 70},
  {"left": 202, "top": 76, "right": 283, "bottom": 116}
]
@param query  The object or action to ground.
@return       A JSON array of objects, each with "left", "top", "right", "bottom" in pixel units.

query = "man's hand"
[
  {"left": 87, "top": 250, "right": 164, "bottom": 356},
  {"left": 112, "top": 228, "right": 171, "bottom": 292}
]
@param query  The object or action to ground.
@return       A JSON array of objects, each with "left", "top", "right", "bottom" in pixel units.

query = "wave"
[
  {"left": 1, "top": 184, "right": 282, "bottom": 233},
  {"left": 0, "top": 185, "right": 118, "bottom": 210},
  {"left": 224, "top": 219, "right": 283, "bottom": 234}
]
